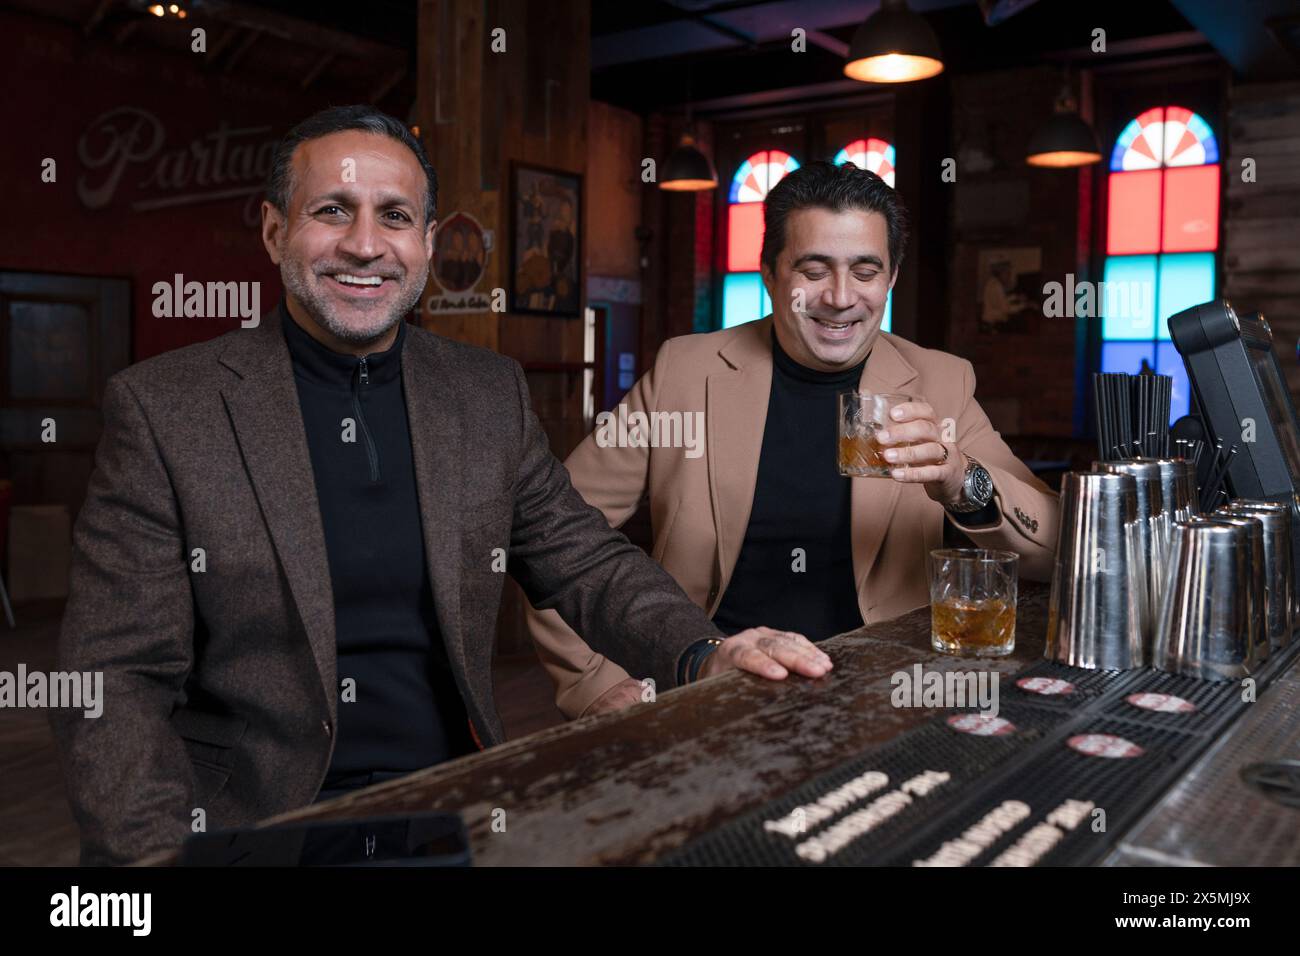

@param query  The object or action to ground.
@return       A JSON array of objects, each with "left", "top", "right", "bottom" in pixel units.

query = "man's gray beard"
[{"left": 282, "top": 261, "right": 427, "bottom": 346}]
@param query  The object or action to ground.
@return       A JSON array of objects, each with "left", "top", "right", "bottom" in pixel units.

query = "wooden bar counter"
[{"left": 143, "top": 581, "right": 1052, "bottom": 866}]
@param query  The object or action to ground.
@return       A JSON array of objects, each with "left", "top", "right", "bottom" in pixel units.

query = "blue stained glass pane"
[
  {"left": 881, "top": 290, "right": 892, "bottom": 334},
  {"left": 1156, "top": 342, "right": 1191, "bottom": 424},
  {"left": 722, "top": 272, "right": 765, "bottom": 329},
  {"left": 1201, "top": 134, "right": 1219, "bottom": 165},
  {"left": 1110, "top": 118, "right": 1142, "bottom": 171},
  {"left": 729, "top": 159, "right": 753, "bottom": 203},
  {"left": 1157, "top": 253, "right": 1215, "bottom": 341},
  {"left": 1109, "top": 140, "right": 1127, "bottom": 172},
  {"left": 1186, "top": 113, "right": 1219, "bottom": 165},
  {"left": 1102, "top": 255, "right": 1158, "bottom": 339},
  {"left": 1102, "top": 341, "right": 1156, "bottom": 376}
]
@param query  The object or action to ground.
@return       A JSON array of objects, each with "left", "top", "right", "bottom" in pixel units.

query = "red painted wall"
[{"left": 1, "top": 9, "right": 382, "bottom": 361}]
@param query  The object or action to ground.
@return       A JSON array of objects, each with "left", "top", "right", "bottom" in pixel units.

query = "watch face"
[{"left": 970, "top": 466, "right": 994, "bottom": 504}]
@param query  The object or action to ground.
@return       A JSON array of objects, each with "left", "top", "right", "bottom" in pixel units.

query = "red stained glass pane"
[
  {"left": 1162, "top": 164, "right": 1220, "bottom": 252},
  {"left": 727, "top": 202, "right": 765, "bottom": 272},
  {"left": 1107, "top": 170, "right": 1162, "bottom": 255}
]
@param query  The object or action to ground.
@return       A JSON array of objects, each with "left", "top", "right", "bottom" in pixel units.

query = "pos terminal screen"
[{"left": 1247, "top": 343, "right": 1300, "bottom": 488}]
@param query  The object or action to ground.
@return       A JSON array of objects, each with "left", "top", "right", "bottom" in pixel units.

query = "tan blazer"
[{"left": 525, "top": 317, "right": 1060, "bottom": 719}]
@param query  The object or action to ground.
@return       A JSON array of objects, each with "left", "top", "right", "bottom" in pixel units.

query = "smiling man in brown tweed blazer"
[{"left": 49, "top": 105, "right": 831, "bottom": 867}]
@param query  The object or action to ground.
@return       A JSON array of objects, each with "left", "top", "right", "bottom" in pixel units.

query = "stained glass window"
[
  {"left": 832, "top": 139, "right": 897, "bottom": 332},
  {"left": 721, "top": 150, "right": 799, "bottom": 329},
  {"left": 1101, "top": 106, "right": 1220, "bottom": 422},
  {"left": 833, "top": 138, "right": 896, "bottom": 187},
  {"left": 837, "top": 138, "right": 899, "bottom": 332},
  {"left": 728, "top": 149, "right": 800, "bottom": 204},
  {"left": 721, "top": 141, "right": 899, "bottom": 332}
]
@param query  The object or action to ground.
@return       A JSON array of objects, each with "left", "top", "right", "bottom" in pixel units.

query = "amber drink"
[
  {"left": 838, "top": 391, "right": 915, "bottom": 477},
  {"left": 929, "top": 549, "right": 1018, "bottom": 657}
]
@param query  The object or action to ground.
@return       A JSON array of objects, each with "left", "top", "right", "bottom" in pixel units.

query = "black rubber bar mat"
[{"left": 661, "top": 646, "right": 1298, "bottom": 867}]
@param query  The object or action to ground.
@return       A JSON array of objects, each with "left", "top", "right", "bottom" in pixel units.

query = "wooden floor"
[{"left": 0, "top": 600, "right": 565, "bottom": 867}]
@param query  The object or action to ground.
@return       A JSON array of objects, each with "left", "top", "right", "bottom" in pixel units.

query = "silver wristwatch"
[{"left": 946, "top": 455, "right": 994, "bottom": 513}]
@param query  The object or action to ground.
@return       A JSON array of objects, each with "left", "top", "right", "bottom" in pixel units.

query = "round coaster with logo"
[
  {"left": 946, "top": 714, "right": 1016, "bottom": 736},
  {"left": 1016, "top": 676, "right": 1076, "bottom": 696},
  {"left": 1125, "top": 692, "right": 1196, "bottom": 714},
  {"left": 1067, "top": 733, "right": 1144, "bottom": 758}
]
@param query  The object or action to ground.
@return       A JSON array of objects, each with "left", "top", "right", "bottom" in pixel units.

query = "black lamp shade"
[
  {"left": 844, "top": 0, "right": 944, "bottom": 83},
  {"left": 661, "top": 139, "right": 717, "bottom": 191},
  {"left": 1026, "top": 111, "right": 1102, "bottom": 168}
]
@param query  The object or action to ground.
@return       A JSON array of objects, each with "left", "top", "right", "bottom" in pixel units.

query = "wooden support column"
[
  {"left": 416, "top": 0, "right": 592, "bottom": 655},
  {"left": 416, "top": 0, "right": 495, "bottom": 350},
  {"left": 415, "top": 0, "right": 591, "bottom": 364}
]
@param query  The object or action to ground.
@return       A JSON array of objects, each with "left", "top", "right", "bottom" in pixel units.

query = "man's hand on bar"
[{"left": 698, "top": 627, "right": 832, "bottom": 681}]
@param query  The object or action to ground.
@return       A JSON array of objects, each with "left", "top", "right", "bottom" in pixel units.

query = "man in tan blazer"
[{"left": 526, "top": 160, "right": 1060, "bottom": 719}]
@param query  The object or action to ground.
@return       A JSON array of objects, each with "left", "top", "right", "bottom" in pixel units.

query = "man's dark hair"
[
  {"left": 760, "top": 160, "right": 909, "bottom": 275},
  {"left": 265, "top": 105, "right": 438, "bottom": 226}
]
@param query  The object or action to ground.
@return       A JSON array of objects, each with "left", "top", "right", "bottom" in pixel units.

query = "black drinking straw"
[{"left": 1200, "top": 441, "right": 1238, "bottom": 512}]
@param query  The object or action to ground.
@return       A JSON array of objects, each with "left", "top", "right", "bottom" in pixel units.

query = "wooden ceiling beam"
[
  {"left": 300, "top": 52, "right": 336, "bottom": 90},
  {"left": 191, "top": 0, "right": 400, "bottom": 61},
  {"left": 84, "top": 0, "right": 115, "bottom": 37},
  {"left": 113, "top": 18, "right": 139, "bottom": 46},
  {"left": 203, "top": 24, "right": 243, "bottom": 69},
  {"left": 221, "top": 27, "right": 261, "bottom": 74},
  {"left": 369, "top": 64, "right": 408, "bottom": 104}
]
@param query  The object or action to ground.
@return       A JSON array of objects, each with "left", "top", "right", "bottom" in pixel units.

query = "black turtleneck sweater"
[
  {"left": 711, "top": 334, "right": 868, "bottom": 641},
  {"left": 281, "top": 308, "right": 474, "bottom": 789}
]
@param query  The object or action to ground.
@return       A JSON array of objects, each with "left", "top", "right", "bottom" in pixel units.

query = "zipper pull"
[{"left": 359, "top": 357, "right": 369, "bottom": 386}]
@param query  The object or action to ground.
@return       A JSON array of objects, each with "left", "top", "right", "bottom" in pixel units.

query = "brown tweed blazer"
[{"left": 50, "top": 303, "right": 719, "bottom": 866}]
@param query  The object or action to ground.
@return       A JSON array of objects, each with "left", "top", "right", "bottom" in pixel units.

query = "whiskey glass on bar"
[{"left": 928, "top": 548, "right": 1018, "bottom": 657}]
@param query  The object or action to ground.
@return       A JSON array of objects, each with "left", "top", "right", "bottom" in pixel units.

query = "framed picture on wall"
[
  {"left": 975, "top": 246, "right": 1043, "bottom": 335},
  {"left": 509, "top": 162, "right": 582, "bottom": 317}
]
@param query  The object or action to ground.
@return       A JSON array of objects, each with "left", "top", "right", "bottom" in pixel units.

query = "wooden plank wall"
[
  {"left": 414, "top": 0, "right": 599, "bottom": 657},
  {"left": 1223, "top": 80, "right": 1300, "bottom": 397},
  {"left": 414, "top": 0, "right": 589, "bottom": 376}
]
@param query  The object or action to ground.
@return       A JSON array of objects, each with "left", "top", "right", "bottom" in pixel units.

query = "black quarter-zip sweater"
[
  {"left": 281, "top": 308, "right": 475, "bottom": 790},
  {"left": 710, "top": 332, "right": 867, "bottom": 641}
]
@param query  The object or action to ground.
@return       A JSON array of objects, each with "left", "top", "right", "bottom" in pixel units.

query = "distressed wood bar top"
[{"left": 159, "top": 580, "right": 1052, "bottom": 866}]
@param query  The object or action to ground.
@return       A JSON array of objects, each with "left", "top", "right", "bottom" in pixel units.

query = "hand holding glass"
[{"left": 838, "top": 391, "right": 918, "bottom": 478}]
